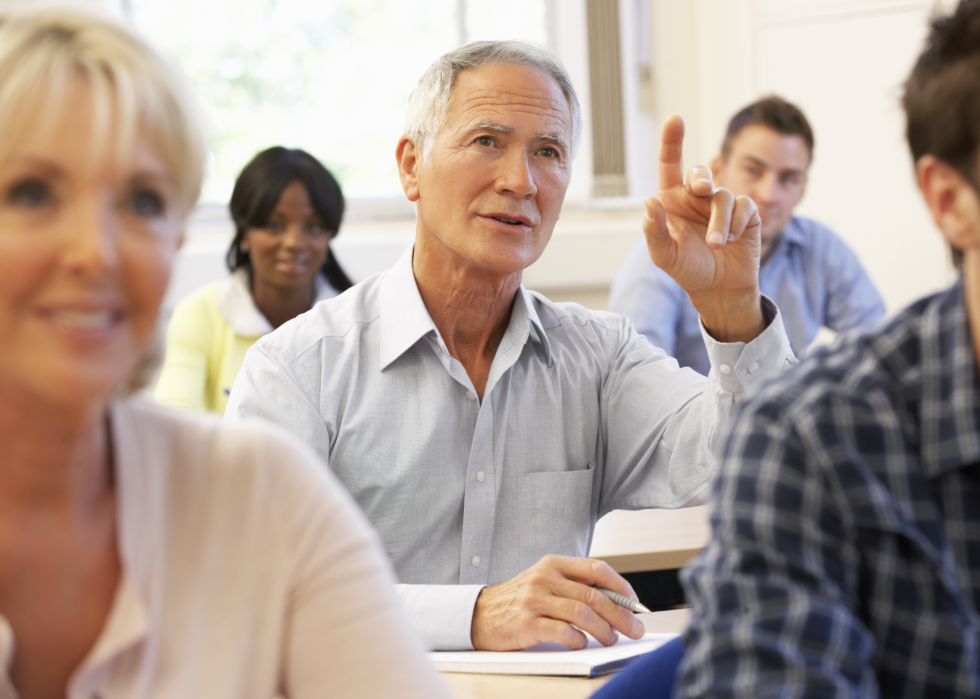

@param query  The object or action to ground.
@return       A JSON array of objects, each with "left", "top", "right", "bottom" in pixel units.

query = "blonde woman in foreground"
[{"left": 0, "top": 6, "right": 449, "bottom": 698}]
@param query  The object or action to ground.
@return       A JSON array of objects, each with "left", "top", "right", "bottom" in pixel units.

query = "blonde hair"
[{"left": 0, "top": 2, "right": 207, "bottom": 214}]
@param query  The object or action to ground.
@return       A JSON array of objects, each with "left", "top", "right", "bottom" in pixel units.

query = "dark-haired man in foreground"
[
  {"left": 596, "top": 1, "right": 980, "bottom": 696},
  {"left": 610, "top": 96, "right": 885, "bottom": 374}
]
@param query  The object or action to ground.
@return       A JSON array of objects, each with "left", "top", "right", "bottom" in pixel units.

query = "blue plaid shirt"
[{"left": 677, "top": 278, "right": 980, "bottom": 698}]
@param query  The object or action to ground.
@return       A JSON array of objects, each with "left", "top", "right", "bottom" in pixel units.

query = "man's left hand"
[{"left": 644, "top": 114, "right": 767, "bottom": 343}]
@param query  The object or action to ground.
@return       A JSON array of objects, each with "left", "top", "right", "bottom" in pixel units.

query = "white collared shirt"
[
  {"left": 0, "top": 399, "right": 449, "bottom": 699},
  {"left": 227, "top": 246, "right": 797, "bottom": 650},
  {"left": 217, "top": 267, "right": 340, "bottom": 338}
]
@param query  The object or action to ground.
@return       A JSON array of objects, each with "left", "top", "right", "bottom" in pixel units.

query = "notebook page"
[{"left": 429, "top": 632, "right": 678, "bottom": 677}]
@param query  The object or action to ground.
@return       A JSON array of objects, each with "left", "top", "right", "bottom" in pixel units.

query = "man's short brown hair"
[
  {"left": 720, "top": 95, "right": 814, "bottom": 162},
  {"left": 903, "top": 0, "right": 980, "bottom": 268},
  {"left": 903, "top": 0, "right": 980, "bottom": 189}
]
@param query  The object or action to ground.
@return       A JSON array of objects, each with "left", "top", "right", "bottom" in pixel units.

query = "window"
[{"left": 126, "top": 0, "right": 547, "bottom": 203}]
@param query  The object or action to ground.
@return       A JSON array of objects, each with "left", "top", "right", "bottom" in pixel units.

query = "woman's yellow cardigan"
[{"left": 154, "top": 269, "right": 337, "bottom": 414}]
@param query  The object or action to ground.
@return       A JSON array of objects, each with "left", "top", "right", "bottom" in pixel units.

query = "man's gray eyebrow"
[
  {"left": 472, "top": 123, "right": 568, "bottom": 150},
  {"left": 536, "top": 132, "right": 568, "bottom": 149},
  {"left": 475, "top": 122, "right": 514, "bottom": 134}
]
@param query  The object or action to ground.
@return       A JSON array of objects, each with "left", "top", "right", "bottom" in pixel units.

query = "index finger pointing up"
[{"left": 658, "top": 114, "right": 686, "bottom": 192}]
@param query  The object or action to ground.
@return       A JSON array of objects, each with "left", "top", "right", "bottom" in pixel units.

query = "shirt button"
[
  {"left": 471, "top": 556, "right": 481, "bottom": 567},
  {"left": 466, "top": 391, "right": 476, "bottom": 400},
  {"left": 748, "top": 362, "right": 759, "bottom": 374},
  {"left": 476, "top": 471, "right": 485, "bottom": 482},
  {"left": 719, "top": 364, "right": 732, "bottom": 374}
]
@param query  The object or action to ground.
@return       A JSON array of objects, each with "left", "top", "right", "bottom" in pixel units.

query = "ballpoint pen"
[{"left": 596, "top": 587, "right": 652, "bottom": 614}]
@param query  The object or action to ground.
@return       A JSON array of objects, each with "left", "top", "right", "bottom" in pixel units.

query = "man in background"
[{"left": 609, "top": 96, "right": 885, "bottom": 374}]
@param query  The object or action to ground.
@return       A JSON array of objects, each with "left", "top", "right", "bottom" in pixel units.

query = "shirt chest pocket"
[{"left": 518, "top": 463, "right": 596, "bottom": 570}]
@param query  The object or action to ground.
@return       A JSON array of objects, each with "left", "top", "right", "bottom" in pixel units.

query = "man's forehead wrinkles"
[
  {"left": 450, "top": 113, "right": 569, "bottom": 141},
  {"left": 452, "top": 90, "right": 569, "bottom": 116},
  {"left": 460, "top": 88, "right": 560, "bottom": 106},
  {"left": 451, "top": 102, "right": 570, "bottom": 131}
]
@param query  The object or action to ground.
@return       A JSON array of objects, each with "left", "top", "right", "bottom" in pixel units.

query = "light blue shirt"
[
  {"left": 226, "top": 247, "right": 796, "bottom": 650},
  {"left": 608, "top": 217, "right": 885, "bottom": 375}
]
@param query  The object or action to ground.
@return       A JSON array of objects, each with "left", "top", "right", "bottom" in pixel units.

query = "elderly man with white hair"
[{"left": 227, "top": 41, "right": 796, "bottom": 652}]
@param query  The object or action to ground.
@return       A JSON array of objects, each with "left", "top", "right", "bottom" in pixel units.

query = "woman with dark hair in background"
[{"left": 155, "top": 147, "right": 354, "bottom": 413}]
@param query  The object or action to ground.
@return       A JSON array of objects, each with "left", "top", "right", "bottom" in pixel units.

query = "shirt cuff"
[
  {"left": 395, "top": 583, "right": 485, "bottom": 651},
  {"left": 699, "top": 295, "right": 797, "bottom": 395}
]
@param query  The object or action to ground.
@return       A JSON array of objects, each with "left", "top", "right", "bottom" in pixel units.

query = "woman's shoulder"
[
  {"left": 114, "top": 397, "right": 331, "bottom": 513},
  {"left": 170, "top": 280, "right": 222, "bottom": 314},
  {"left": 107, "top": 399, "right": 397, "bottom": 694},
  {"left": 166, "top": 281, "right": 224, "bottom": 334}
]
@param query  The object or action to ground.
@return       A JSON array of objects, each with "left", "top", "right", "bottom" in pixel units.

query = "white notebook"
[{"left": 429, "top": 632, "right": 678, "bottom": 677}]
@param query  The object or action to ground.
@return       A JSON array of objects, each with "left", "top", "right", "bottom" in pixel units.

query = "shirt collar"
[
  {"left": 64, "top": 402, "right": 152, "bottom": 691},
  {"left": 378, "top": 246, "right": 554, "bottom": 370},
  {"left": 379, "top": 247, "right": 439, "bottom": 370},
  {"left": 780, "top": 217, "right": 808, "bottom": 248},
  {"left": 488, "top": 283, "right": 555, "bottom": 374},
  {"left": 918, "top": 278, "right": 980, "bottom": 478},
  {"left": 518, "top": 287, "right": 554, "bottom": 367},
  {"left": 218, "top": 268, "right": 338, "bottom": 337},
  {"left": 765, "top": 218, "right": 807, "bottom": 261}
]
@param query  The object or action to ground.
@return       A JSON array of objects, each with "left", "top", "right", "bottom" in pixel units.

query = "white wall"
[
  {"left": 619, "top": 0, "right": 659, "bottom": 200},
  {"left": 549, "top": 0, "right": 596, "bottom": 202},
  {"left": 651, "top": 0, "right": 958, "bottom": 313},
  {"left": 170, "top": 0, "right": 961, "bottom": 318}
]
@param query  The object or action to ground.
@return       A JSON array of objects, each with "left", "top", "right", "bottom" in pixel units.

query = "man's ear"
[
  {"left": 396, "top": 135, "right": 421, "bottom": 202},
  {"left": 916, "top": 155, "right": 980, "bottom": 254},
  {"left": 710, "top": 155, "right": 726, "bottom": 183}
]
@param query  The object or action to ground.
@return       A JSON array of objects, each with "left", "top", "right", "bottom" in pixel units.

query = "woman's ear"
[
  {"left": 396, "top": 135, "right": 421, "bottom": 202},
  {"left": 916, "top": 154, "right": 980, "bottom": 254}
]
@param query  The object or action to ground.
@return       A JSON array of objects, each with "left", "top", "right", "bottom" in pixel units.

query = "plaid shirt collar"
[{"left": 915, "top": 278, "right": 980, "bottom": 479}]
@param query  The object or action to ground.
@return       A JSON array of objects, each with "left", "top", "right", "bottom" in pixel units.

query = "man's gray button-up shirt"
[{"left": 226, "top": 247, "right": 796, "bottom": 650}]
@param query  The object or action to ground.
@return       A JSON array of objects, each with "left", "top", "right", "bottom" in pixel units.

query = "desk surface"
[
  {"left": 441, "top": 609, "right": 690, "bottom": 699},
  {"left": 588, "top": 506, "right": 711, "bottom": 573}
]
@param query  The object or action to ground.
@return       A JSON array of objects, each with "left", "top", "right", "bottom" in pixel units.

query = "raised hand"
[
  {"left": 644, "top": 115, "right": 766, "bottom": 343},
  {"left": 469, "top": 555, "right": 646, "bottom": 651}
]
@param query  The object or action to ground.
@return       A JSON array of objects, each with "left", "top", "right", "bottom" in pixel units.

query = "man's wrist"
[{"left": 691, "top": 289, "right": 768, "bottom": 344}]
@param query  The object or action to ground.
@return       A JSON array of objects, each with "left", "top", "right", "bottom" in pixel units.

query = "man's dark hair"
[
  {"left": 720, "top": 95, "right": 814, "bottom": 162},
  {"left": 903, "top": 0, "right": 980, "bottom": 268},
  {"left": 226, "top": 146, "right": 353, "bottom": 292}
]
